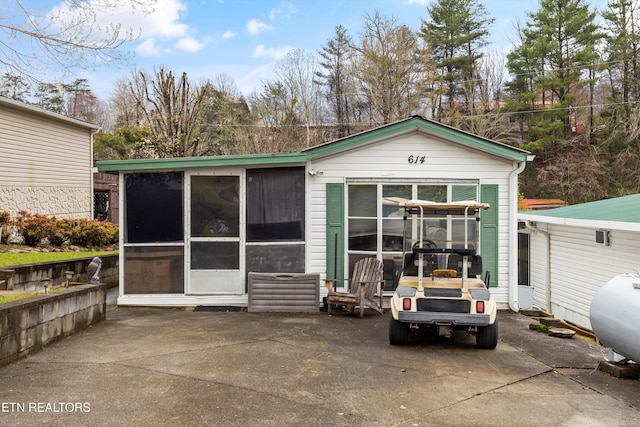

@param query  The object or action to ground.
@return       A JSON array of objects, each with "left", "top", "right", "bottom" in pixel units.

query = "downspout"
[
  {"left": 90, "top": 128, "right": 99, "bottom": 219},
  {"left": 508, "top": 159, "right": 527, "bottom": 312}
]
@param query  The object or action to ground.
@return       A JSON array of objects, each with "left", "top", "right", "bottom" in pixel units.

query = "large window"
[
  {"left": 125, "top": 172, "right": 183, "bottom": 243},
  {"left": 247, "top": 168, "right": 305, "bottom": 241},
  {"left": 246, "top": 168, "right": 305, "bottom": 277},
  {"left": 123, "top": 172, "right": 185, "bottom": 294},
  {"left": 347, "top": 183, "right": 478, "bottom": 290}
]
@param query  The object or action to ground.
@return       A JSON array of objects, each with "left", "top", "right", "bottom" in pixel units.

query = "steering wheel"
[{"left": 413, "top": 239, "right": 437, "bottom": 249}]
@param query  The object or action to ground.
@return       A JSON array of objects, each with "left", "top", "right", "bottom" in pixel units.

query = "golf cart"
[{"left": 388, "top": 199, "right": 498, "bottom": 349}]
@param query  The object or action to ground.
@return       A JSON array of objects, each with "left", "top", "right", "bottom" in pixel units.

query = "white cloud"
[
  {"left": 407, "top": 0, "right": 432, "bottom": 5},
  {"left": 136, "top": 38, "right": 163, "bottom": 56},
  {"left": 174, "top": 37, "right": 205, "bottom": 53},
  {"left": 253, "top": 44, "right": 294, "bottom": 60},
  {"left": 48, "top": 0, "right": 202, "bottom": 58},
  {"left": 246, "top": 19, "right": 272, "bottom": 36},
  {"left": 222, "top": 30, "right": 235, "bottom": 40},
  {"left": 268, "top": 1, "right": 297, "bottom": 21},
  {"left": 122, "top": 0, "right": 190, "bottom": 39}
]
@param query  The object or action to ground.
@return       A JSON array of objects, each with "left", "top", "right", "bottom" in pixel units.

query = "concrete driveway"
[{"left": 0, "top": 304, "right": 638, "bottom": 426}]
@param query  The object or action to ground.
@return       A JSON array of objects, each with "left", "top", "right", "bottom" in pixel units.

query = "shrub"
[
  {"left": 15, "top": 211, "right": 58, "bottom": 246},
  {"left": 0, "top": 211, "right": 9, "bottom": 226},
  {"left": 67, "top": 219, "right": 119, "bottom": 247},
  {"left": 11, "top": 211, "right": 119, "bottom": 248}
]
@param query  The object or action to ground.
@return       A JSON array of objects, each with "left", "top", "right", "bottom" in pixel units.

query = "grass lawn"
[
  {"left": 0, "top": 285, "right": 73, "bottom": 304},
  {"left": 0, "top": 249, "right": 118, "bottom": 268}
]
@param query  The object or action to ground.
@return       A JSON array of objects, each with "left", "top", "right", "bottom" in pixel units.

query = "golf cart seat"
[
  {"left": 403, "top": 252, "right": 439, "bottom": 277},
  {"left": 447, "top": 254, "right": 483, "bottom": 277},
  {"left": 325, "top": 257, "right": 385, "bottom": 318}
]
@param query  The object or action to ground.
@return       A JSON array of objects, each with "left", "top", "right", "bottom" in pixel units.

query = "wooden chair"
[{"left": 324, "top": 257, "right": 385, "bottom": 318}]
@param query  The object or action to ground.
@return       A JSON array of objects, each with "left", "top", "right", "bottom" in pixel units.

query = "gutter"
[{"left": 508, "top": 158, "right": 529, "bottom": 312}]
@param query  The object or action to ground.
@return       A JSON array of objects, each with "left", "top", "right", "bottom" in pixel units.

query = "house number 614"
[{"left": 408, "top": 155, "right": 426, "bottom": 164}]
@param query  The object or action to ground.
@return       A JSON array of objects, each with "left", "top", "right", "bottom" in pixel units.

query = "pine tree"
[
  {"left": 316, "top": 25, "right": 354, "bottom": 138},
  {"left": 507, "top": 0, "right": 603, "bottom": 151},
  {"left": 419, "top": 0, "right": 494, "bottom": 119}
]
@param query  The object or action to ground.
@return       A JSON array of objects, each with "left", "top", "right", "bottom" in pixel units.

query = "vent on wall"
[{"left": 595, "top": 230, "right": 610, "bottom": 246}]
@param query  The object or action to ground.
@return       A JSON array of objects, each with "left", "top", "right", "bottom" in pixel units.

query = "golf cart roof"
[{"left": 390, "top": 199, "right": 490, "bottom": 211}]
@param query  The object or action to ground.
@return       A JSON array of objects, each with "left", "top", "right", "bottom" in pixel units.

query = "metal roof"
[
  {"left": 519, "top": 194, "right": 640, "bottom": 231},
  {"left": 97, "top": 116, "right": 531, "bottom": 173}
]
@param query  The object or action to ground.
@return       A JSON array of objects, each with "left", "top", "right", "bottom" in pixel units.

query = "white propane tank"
[{"left": 589, "top": 273, "right": 640, "bottom": 363}]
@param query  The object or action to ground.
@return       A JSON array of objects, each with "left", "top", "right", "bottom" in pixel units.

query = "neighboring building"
[
  {"left": 93, "top": 170, "right": 119, "bottom": 224},
  {"left": 518, "top": 194, "right": 640, "bottom": 330},
  {"left": 97, "top": 116, "right": 532, "bottom": 308},
  {"left": 518, "top": 198, "right": 567, "bottom": 211},
  {"left": 0, "top": 96, "right": 98, "bottom": 219}
]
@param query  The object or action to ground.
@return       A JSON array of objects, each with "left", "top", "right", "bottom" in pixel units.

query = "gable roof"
[
  {"left": 303, "top": 116, "right": 531, "bottom": 162},
  {"left": 97, "top": 116, "right": 530, "bottom": 172},
  {"left": 0, "top": 95, "right": 98, "bottom": 131},
  {"left": 519, "top": 194, "right": 640, "bottom": 231}
]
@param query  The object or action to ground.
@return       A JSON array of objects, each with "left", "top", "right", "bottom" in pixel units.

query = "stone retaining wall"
[
  {"left": 0, "top": 254, "right": 118, "bottom": 291},
  {"left": 0, "top": 284, "right": 106, "bottom": 368}
]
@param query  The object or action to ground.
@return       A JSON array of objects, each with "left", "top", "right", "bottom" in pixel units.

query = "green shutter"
[
  {"left": 480, "top": 184, "right": 498, "bottom": 287},
  {"left": 326, "top": 183, "right": 345, "bottom": 288},
  {"left": 452, "top": 185, "right": 477, "bottom": 201}
]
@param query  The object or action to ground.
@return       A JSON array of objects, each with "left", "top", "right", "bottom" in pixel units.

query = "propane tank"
[{"left": 589, "top": 272, "right": 640, "bottom": 363}]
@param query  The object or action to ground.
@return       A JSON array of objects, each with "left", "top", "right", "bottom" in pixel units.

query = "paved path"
[{"left": 0, "top": 305, "right": 638, "bottom": 426}]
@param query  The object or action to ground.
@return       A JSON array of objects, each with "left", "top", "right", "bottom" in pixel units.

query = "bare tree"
[
  {"left": 131, "top": 67, "right": 206, "bottom": 158},
  {"left": 0, "top": 0, "right": 154, "bottom": 83},
  {"left": 463, "top": 50, "right": 512, "bottom": 141},
  {"left": 110, "top": 76, "right": 142, "bottom": 129},
  {"left": 352, "top": 11, "right": 428, "bottom": 124},
  {"left": 275, "top": 49, "right": 324, "bottom": 147}
]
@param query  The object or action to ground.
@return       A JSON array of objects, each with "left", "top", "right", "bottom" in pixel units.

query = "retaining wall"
[
  {"left": 0, "top": 284, "right": 106, "bottom": 368},
  {"left": 0, "top": 254, "right": 118, "bottom": 291}
]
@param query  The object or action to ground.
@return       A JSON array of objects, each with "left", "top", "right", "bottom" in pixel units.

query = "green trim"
[
  {"left": 97, "top": 152, "right": 308, "bottom": 172},
  {"left": 97, "top": 116, "right": 529, "bottom": 173},
  {"left": 326, "top": 183, "right": 345, "bottom": 288},
  {"left": 480, "top": 184, "right": 499, "bottom": 287},
  {"left": 303, "top": 116, "right": 529, "bottom": 162}
]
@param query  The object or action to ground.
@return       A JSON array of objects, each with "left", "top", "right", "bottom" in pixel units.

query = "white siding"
[
  {"left": 307, "top": 132, "right": 517, "bottom": 304},
  {"left": 527, "top": 227, "right": 549, "bottom": 311},
  {"left": 0, "top": 102, "right": 93, "bottom": 217},
  {"left": 545, "top": 225, "right": 640, "bottom": 329}
]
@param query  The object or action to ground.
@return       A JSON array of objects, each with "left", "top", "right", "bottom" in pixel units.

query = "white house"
[
  {"left": 97, "top": 116, "right": 531, "bottom": 308},
  {"left": 0, "top": 96, "right": 98, "bottom": 219},
  {"left": 518, "top": 194, "right": 640, "bottom": 330}
]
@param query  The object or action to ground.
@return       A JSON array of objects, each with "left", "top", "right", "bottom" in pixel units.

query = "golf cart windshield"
[{"left": 388, "top": 199, "right": 489, "bottom": 281}]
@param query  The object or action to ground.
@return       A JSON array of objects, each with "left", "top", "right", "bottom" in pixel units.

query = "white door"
[{"left": 188, "top": 175, "right": 242, "bottom": 294}]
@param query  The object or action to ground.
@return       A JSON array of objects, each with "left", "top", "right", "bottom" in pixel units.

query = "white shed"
[
  {"left": 0, "top": 96, "right": 98, "bottom": 218},
  {"left": 518, "top": 194, "right": 640, "bottom": 330},
  {"left": 97, "top": 116, "right": 531, "bottom": 308}
]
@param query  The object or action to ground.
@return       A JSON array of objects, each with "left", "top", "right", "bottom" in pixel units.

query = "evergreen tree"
[
  {"left": 316, "top": 25, "right": 354, "bottom": 137},
  {"left": 0, "top": 72, "right": 30, "bottom": 101},
  {"left": 507, "top": 0, "right": 603, "bottom": 152},
  {"left": 419, "top": 0, "right": 494, "bottom": 119},
  {"left": 601, "top": 0, "right": 640, "bottom": 125}
]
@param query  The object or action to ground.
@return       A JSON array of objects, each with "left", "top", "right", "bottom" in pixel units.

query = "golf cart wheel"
[
  {"left": 389, "top": 315, "right": 410, "bottom": 345},
  {"left": 476, "top": 319, "right": 498, "bottom": 349}
]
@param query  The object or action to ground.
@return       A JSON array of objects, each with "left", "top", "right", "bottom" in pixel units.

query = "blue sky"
[{"left": 13, "top": 0, "right": 608, "bottom": 100}]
